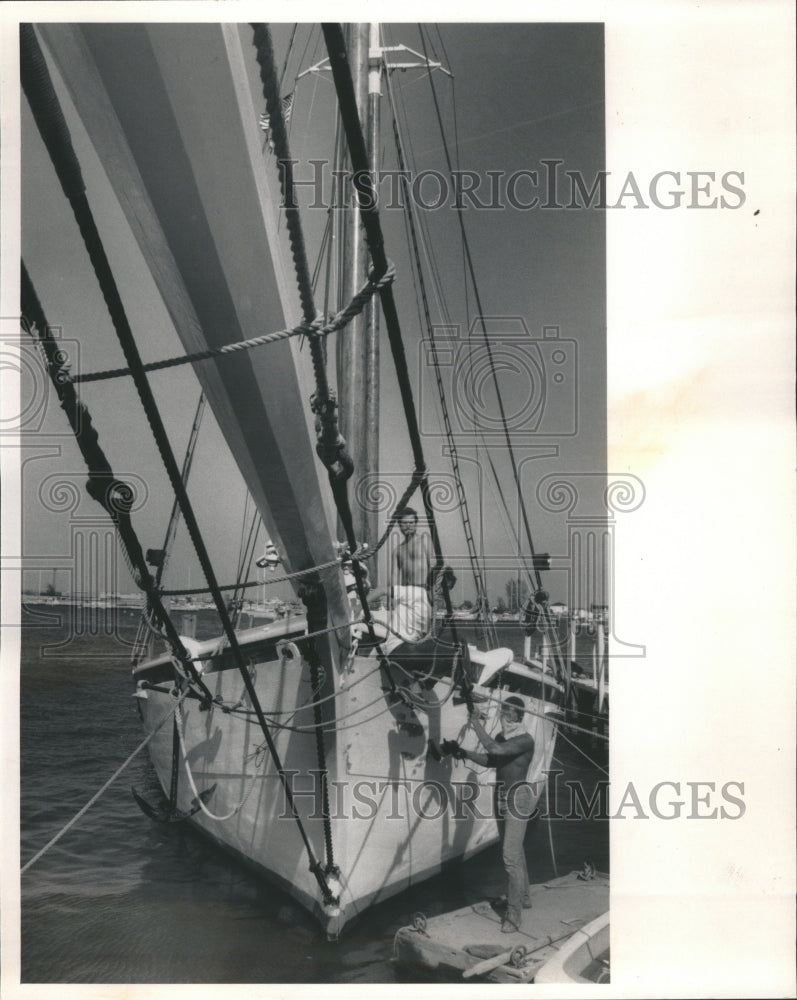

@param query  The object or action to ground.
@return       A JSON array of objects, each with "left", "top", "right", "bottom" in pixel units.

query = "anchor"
[{"left": 132, "top": 715, "right": 216, "bottom": 823}]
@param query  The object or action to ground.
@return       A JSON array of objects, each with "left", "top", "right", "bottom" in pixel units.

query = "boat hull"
[{"left": 134, "top": 624, "right": 561, "bottom": 934}]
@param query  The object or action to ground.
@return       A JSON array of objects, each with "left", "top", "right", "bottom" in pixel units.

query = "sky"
[{"left": 18, "top": 21, "right": 606, "bottom": 609}]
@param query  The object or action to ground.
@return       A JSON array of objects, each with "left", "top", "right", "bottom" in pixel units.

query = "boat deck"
[{"left": 393, "top": 870, "right": 608, "bottom": 982}]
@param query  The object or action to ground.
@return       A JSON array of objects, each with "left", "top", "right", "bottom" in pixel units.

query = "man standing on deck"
[
  {"left": 458, "top": 696, "right": 535, "bottom": 933},
  {"left": 388, "top": 507, "right": 432, "bottom": 642}
]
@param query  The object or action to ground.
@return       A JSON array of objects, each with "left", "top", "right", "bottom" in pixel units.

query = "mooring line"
[{"left": 21, "top": 691, "right": 189, "bottom": 875}]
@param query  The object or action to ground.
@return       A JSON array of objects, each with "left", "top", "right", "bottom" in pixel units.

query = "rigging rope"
[
  {"left": 278, "top": 24, "right": 298, "bottom": 91},
  {"left": 22, "top": 23, "right": 336, "bottom": 907},
  {"left": 160, "top": 556, "right": 341, "bottom": 596},
  {"left": 159, "top": 478, "right": 429, "bottom": 600},
  {"left": 417, "top": 24, "right": 570, "bottom": 682},
  {"left": 386, "top": 74, "right": 494, "bottom": 646},
  {"left": 417, "top": 26, "right": 549, "bottom": 597},
  {"left": 251, "top": 23, "right": 374, "bottom": 632},
  {"left": 321, "top": 22, "right": 472, "bottom": 712},
  {"left": 252, "top": 20, "right": 409, "bottom": 878},
  {"left": 556, "top": 726, "right": 609, "bottom": 771},
  {"left": 132, "top": 391, "right": 206, "bottom": 665},
  {"left": 21, "top": 690, "right": 190, "bottom": 874},
  {"left": 544, "top": 775, "right": 559, "bottom": 876},
  {"left": 227, "top": 503, "right": 261, "bottom": 627},
  {"left": 20, "top": 266, "right": 212, "bottom": 703},
  {"left": 71, "top": 267, "right": 394, "bottom": 384},
  {"left": 174, "top": 695, "right": 261, "bottom": 821}
]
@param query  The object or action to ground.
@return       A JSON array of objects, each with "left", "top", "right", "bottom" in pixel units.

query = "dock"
[{"left": 393, "top": 869, "right": 608, "bottom": 983}]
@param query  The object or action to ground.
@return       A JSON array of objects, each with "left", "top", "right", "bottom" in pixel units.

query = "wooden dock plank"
[{"left": 393, "top": 871, "right": 608, "bottom": 982}]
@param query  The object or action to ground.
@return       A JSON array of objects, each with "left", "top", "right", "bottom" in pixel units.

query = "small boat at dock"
[
  {"left": 534, "top": 908, "right": 609, "bottom": 984},
  {"left": 392, "top": 867, "right": 608, "bottom": 982}
]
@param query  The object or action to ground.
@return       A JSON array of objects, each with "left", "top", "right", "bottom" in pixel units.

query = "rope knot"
[
  {"left": 308, "top": 313, "right": 326, "bottom": 335},
  {"left": 350, "top": 542, "right": 370, "bottom": 561},
  {"left": 368, "top": 259, "right": 396, "bottom": 291},
  {"left": 310, "top": 390, "right": 353, "bottom": 483},
  {"left": 86, "top": 474, "right": 136, "bottom": 516}
]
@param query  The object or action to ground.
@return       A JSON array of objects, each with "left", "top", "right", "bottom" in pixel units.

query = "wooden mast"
[{"left": 337, "top": 24, "right": 381, "bottom": 583}]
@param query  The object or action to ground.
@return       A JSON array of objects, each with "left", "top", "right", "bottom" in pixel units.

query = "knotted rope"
[{"left": 71, "top": 264, "right": 395, "bottom": 384}]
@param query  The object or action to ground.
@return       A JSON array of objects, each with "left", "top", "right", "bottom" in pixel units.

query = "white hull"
[{"left": 134, "top": 621, "right": 561, "bottom": 934}]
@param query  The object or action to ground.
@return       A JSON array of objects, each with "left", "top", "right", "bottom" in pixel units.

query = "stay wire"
[
  {"left": 431, "top": 27, "right": 475, "bottom": 387},
  {"left": 417, "top": 25, "right": 546, "bottom": 596},
  {"left": 19, "top": 264, "right": 210, "bottom": 701},
  {"left": 132, "top": 390, "right": 206, "bottom": 664},
  {"left": 557, "top": 725, "right": 609, "bottom": 774},
  {"left": 388, "top": 56, "right": 490, "bottom": 635},
  {"left": 418, "top": 24, "right": 568, "bottom": 676},
  {"left": 278, "top": 24, "right": 298, "bottom": 91},
  {"left": 385, "top": 70, "right": 495, "bottom": 646}
]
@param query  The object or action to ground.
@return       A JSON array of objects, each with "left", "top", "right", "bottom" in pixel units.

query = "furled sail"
[{"left": 36, "top": 23, "right": 350, "bottom": 649}]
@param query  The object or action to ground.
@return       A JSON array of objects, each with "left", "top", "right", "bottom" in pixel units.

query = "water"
[{"left": 19, "top": 604, "right": 608, "bottom": 983}]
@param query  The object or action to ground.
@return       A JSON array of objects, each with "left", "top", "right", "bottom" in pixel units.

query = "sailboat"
[{"left": 21, "top": 22, "right": 569, "bottom": 938}]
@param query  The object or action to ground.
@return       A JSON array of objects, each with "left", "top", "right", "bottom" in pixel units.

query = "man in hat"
[{"left": 459, "top": 696, "right": 535, "bottom": 933}]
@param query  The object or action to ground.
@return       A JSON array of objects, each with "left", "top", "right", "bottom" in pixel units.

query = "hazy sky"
[{"left": 20, "top": 21, "right": 605, "bottom": 607}]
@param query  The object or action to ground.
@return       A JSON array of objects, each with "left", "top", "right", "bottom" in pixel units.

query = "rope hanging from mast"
[
  {"left": 21, "top": 23, "right": 338, "bottom": 909},
  {"left": 250, "top": 20, "right": 396, "bottom": 883}
]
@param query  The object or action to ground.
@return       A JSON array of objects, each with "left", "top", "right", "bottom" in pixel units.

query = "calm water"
[{"left": 19, "top": 604, "right": 608, "bottom": 983}]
